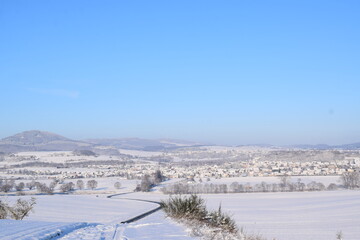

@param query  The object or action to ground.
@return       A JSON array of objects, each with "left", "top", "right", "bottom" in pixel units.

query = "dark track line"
[{"left": 107, "top": 193, "right": 163, "bottom": 224}]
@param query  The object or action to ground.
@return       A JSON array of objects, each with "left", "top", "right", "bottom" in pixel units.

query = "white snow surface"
[
  {"left": 0, "top": 220, "right": 89, "bottom": 240},
  {"left": 5, "top": 194, "right": 155, "bottom": 223},
  {"left": 0, "top": 194, "right": 193, "bottom": 240},
  {"left": 202, "top": 190, "right": 360, "bottom": 240},
  {"left": 202, "top": 175, "right": 341, "bottom": 186},
  {"left": 58, "top": 211, "right": 192, "bottom": 240},
  {"left": 1, "top": 181, "right": 360, "bottom": 239}
]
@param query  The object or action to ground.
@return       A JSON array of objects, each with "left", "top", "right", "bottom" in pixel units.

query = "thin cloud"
[{"left": 28, "top": 88, "right": 80, "bottom": 99}]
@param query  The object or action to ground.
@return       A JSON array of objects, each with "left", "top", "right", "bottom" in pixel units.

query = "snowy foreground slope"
[
  {"left": 127, "top": 190, "right": 360, "bottom": 240},
  {"left": 202, "top": 190, "right": 360, "bottom": 240},
  {"left": 0, "top": 194, "right": 193, "bottom": 240},
  {"left": 0, "top": 220, "right": 89, "bottom": 240},
  {"left": 59, "top": 211, "right": 192, "bottom": 240},
  {"left": 1, "top": 189, "right": 360, "bottom": 239},
  {"left": 0, "top": 212, "right": 191, "bottom": 240}
]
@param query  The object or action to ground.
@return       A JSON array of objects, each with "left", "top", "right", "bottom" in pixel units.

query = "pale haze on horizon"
[{"left": 1, "top": 1, "right": 359, "bottom": 146}]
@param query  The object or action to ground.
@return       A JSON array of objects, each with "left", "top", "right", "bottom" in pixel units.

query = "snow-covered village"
[
  {"left": 2, "top": 1, "right": 360, "bottom": 239},
  {"left": 1, "top": 130, "right": 360, "bottom": 239}
]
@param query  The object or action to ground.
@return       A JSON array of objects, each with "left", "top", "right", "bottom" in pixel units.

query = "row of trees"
[
  {"left": 162, "top": 172, "right": 360, "bottom": 195},
  {"left": 0, "top": 179, "right": 99, "bottom": 194},
  {"left": 161, "top": 178, "right": 337, "bottom": 195}
]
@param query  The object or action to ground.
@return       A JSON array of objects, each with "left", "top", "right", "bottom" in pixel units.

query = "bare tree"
[
  {"left": 6, "top": 197, "right": 36, "bottom": 220},
  {"left": 26, "top": 181, "right": 36, "bottom": 190},
  {"left": 76, "top": 180, "right": 84, "bottom": 190},
  {"left": 60, "top": 182, "right": 75, "bottom": 193},
  {"left": 15, "top": 182, "right": 25, "bottom": 192},
  {"left": 87, "top": 180, "right": 98, "bottom": 190},
  {"left": 49, "top": 181, "right": 57, "bottom": 192},
  {"left": 114, "top": 182, "right": 121, "bottom": 190},
  {"left": 341, "top": 171, "right": 360, "bottom": 189},
  {"left": 327, "top": 183, "right": 338, "bottom": 191},
  {"left": 1, "top": 183, "right": 13, "bottom": 193},
  {"left": 279, "top": 175, "right": 291, "bottom": 191},
  {"left": 35, "top": 182, "right": 54, "bottom": 194},
  {"left": 153, "top": 170, "right": 165, "bottom": 184},
  {"left": 135, "top": 175, "right": 153, "bottom": 192},
  {"left": 230, "top": 182, "right": 240, "bottom": 192},
  {"left": 0, "top": 200, "right": 8, "bottom": 219},
  {"left": 336, "top": 231, "right": 343, "bottom": 240}
]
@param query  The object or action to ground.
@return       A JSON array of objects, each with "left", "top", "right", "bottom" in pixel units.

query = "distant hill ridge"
[
  {"left": 0, "top": 130, "right": 359, "bottom": 153},
  {"left": 1, "top": 130, "right": 70, "bottom": 145},
  {"left": 0, "top": 130, "right": 203, "bottom": 153},
  {"left": 0, "top": 130, "right": 91, "bottom": 153}
]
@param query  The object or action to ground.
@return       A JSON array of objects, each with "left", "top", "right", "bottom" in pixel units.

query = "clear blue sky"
[{"left": 1, "top": 0, "right": 359, "bottom": 145}]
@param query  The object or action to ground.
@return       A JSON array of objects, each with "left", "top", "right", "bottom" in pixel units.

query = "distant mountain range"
[
  {"left": 289, "top": 143, "right": 360, "bottom": 150},
  {"left": 0, "top": 130, "right": 203, "bottom": 153},
  {"left": 239, "top": 143, "right": 360, "bottom": 150},
  {"left": 0, "top": 130, "right": 92, "bottom": 153},
  {"left": 0, "top": 130, "right": 359, "bottom": 153}
]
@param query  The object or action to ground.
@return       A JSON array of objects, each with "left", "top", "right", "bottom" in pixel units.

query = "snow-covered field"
[
  {"left": 203, "top": 175, "right": 341, "bottom": 186},
  {"left": 0, "top": 193, "right": 192, "bottom": 240},
  {"left": 1, "top": 179, "right": 360, "bottom": 239},
  {"left": 4, "top": 194, "right": 155, "bottom": 223},
  {"left": 0, "top": 177, "right": 139, "bottom": 195},
  {"left": 202, "top": 190, "right": 360, "bottom": 240},
  {"left": 0, "top": 220, "right": 89, "bottom": 240}
]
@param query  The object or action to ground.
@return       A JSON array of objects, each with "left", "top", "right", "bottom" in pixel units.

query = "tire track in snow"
[
  {"left": 57, "top": 192, "right": 162, "bottom": 240},
  {"left": 107, "top": 192, "right": 163, "bottom": 239}
]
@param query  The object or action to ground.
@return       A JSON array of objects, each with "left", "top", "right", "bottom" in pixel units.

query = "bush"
[
  {"left": 207, "top": 206, "right": 237, "bottom": 233},
  {"left": 327, "top": 183, "right": 338, "bottom": 191},
  {"left": 135, "top": 175, "right": 154, "bottom": 192},
  {"left": 161, "top": 194, "right": 237, "bottom": 234},
  {"left": 15, "top": 182, "right": 25, "bottom": 192},
  {"left": 0, "top": 200, "right": 8, "bottom": 219},
  {"left": 114, "top": 182, "right": 121, "bottom": 189},
  {"left": 161, "top": 194, "right": 207, "bottom": 221},
  {"left": 0, "top": 197, "right": 36, "bottom": 220},
  {"left": 1, "top": 184, "right": 13, "bottom": 193}
]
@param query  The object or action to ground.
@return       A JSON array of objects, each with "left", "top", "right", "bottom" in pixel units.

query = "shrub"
[
  {"left": 0, "top": 200, "right": 8, "bottom": 219},
  {"left": 161, "top": 194, "right": 207, "bottom": 221},
  {"left": 207, "top": 205, "right": 237, "bottom": 233},
  {"left": 15, "top": 182, "right": 25, "bottom": 192},
  {"left": 327, "top": 183, "right": 338, "bottom": 191},
  {"left": 135, "top": 175, "right": 153, "bottom": 192},
  {"left": 26, "top": 180, "right": 36, "bottom": 190},
  {"left": 114, "top": 182, "right": 121, "bottom": 189},
  {"left": 0, "top": 197, "right": 36, "bottom": 220},
  {"left": 36, "top": 182, "right": 55, "bottom": 194},
  {"left": 161, "top": 194, "right": 237, "bottom": 234},
  {"left": 1, "top": 184, "right": 13, "bottom": 193}
]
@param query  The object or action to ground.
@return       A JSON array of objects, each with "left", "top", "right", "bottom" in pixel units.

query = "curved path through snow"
[{"left": 56, "top": 193, "right": 165, "bottom": 240}]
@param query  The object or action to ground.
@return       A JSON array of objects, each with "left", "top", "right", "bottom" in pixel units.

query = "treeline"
[
  {"left": 134, "top": 170, "right": 166, "bottom": 192},
  {"left": 8, "top": 159, "right": 134, "bottom": 169},
  {"left": 0, "top": 179, "right": 100, "bottom": 195},
  {"left": 161, "top": 177, "right": 340, "bottom": 194}
]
